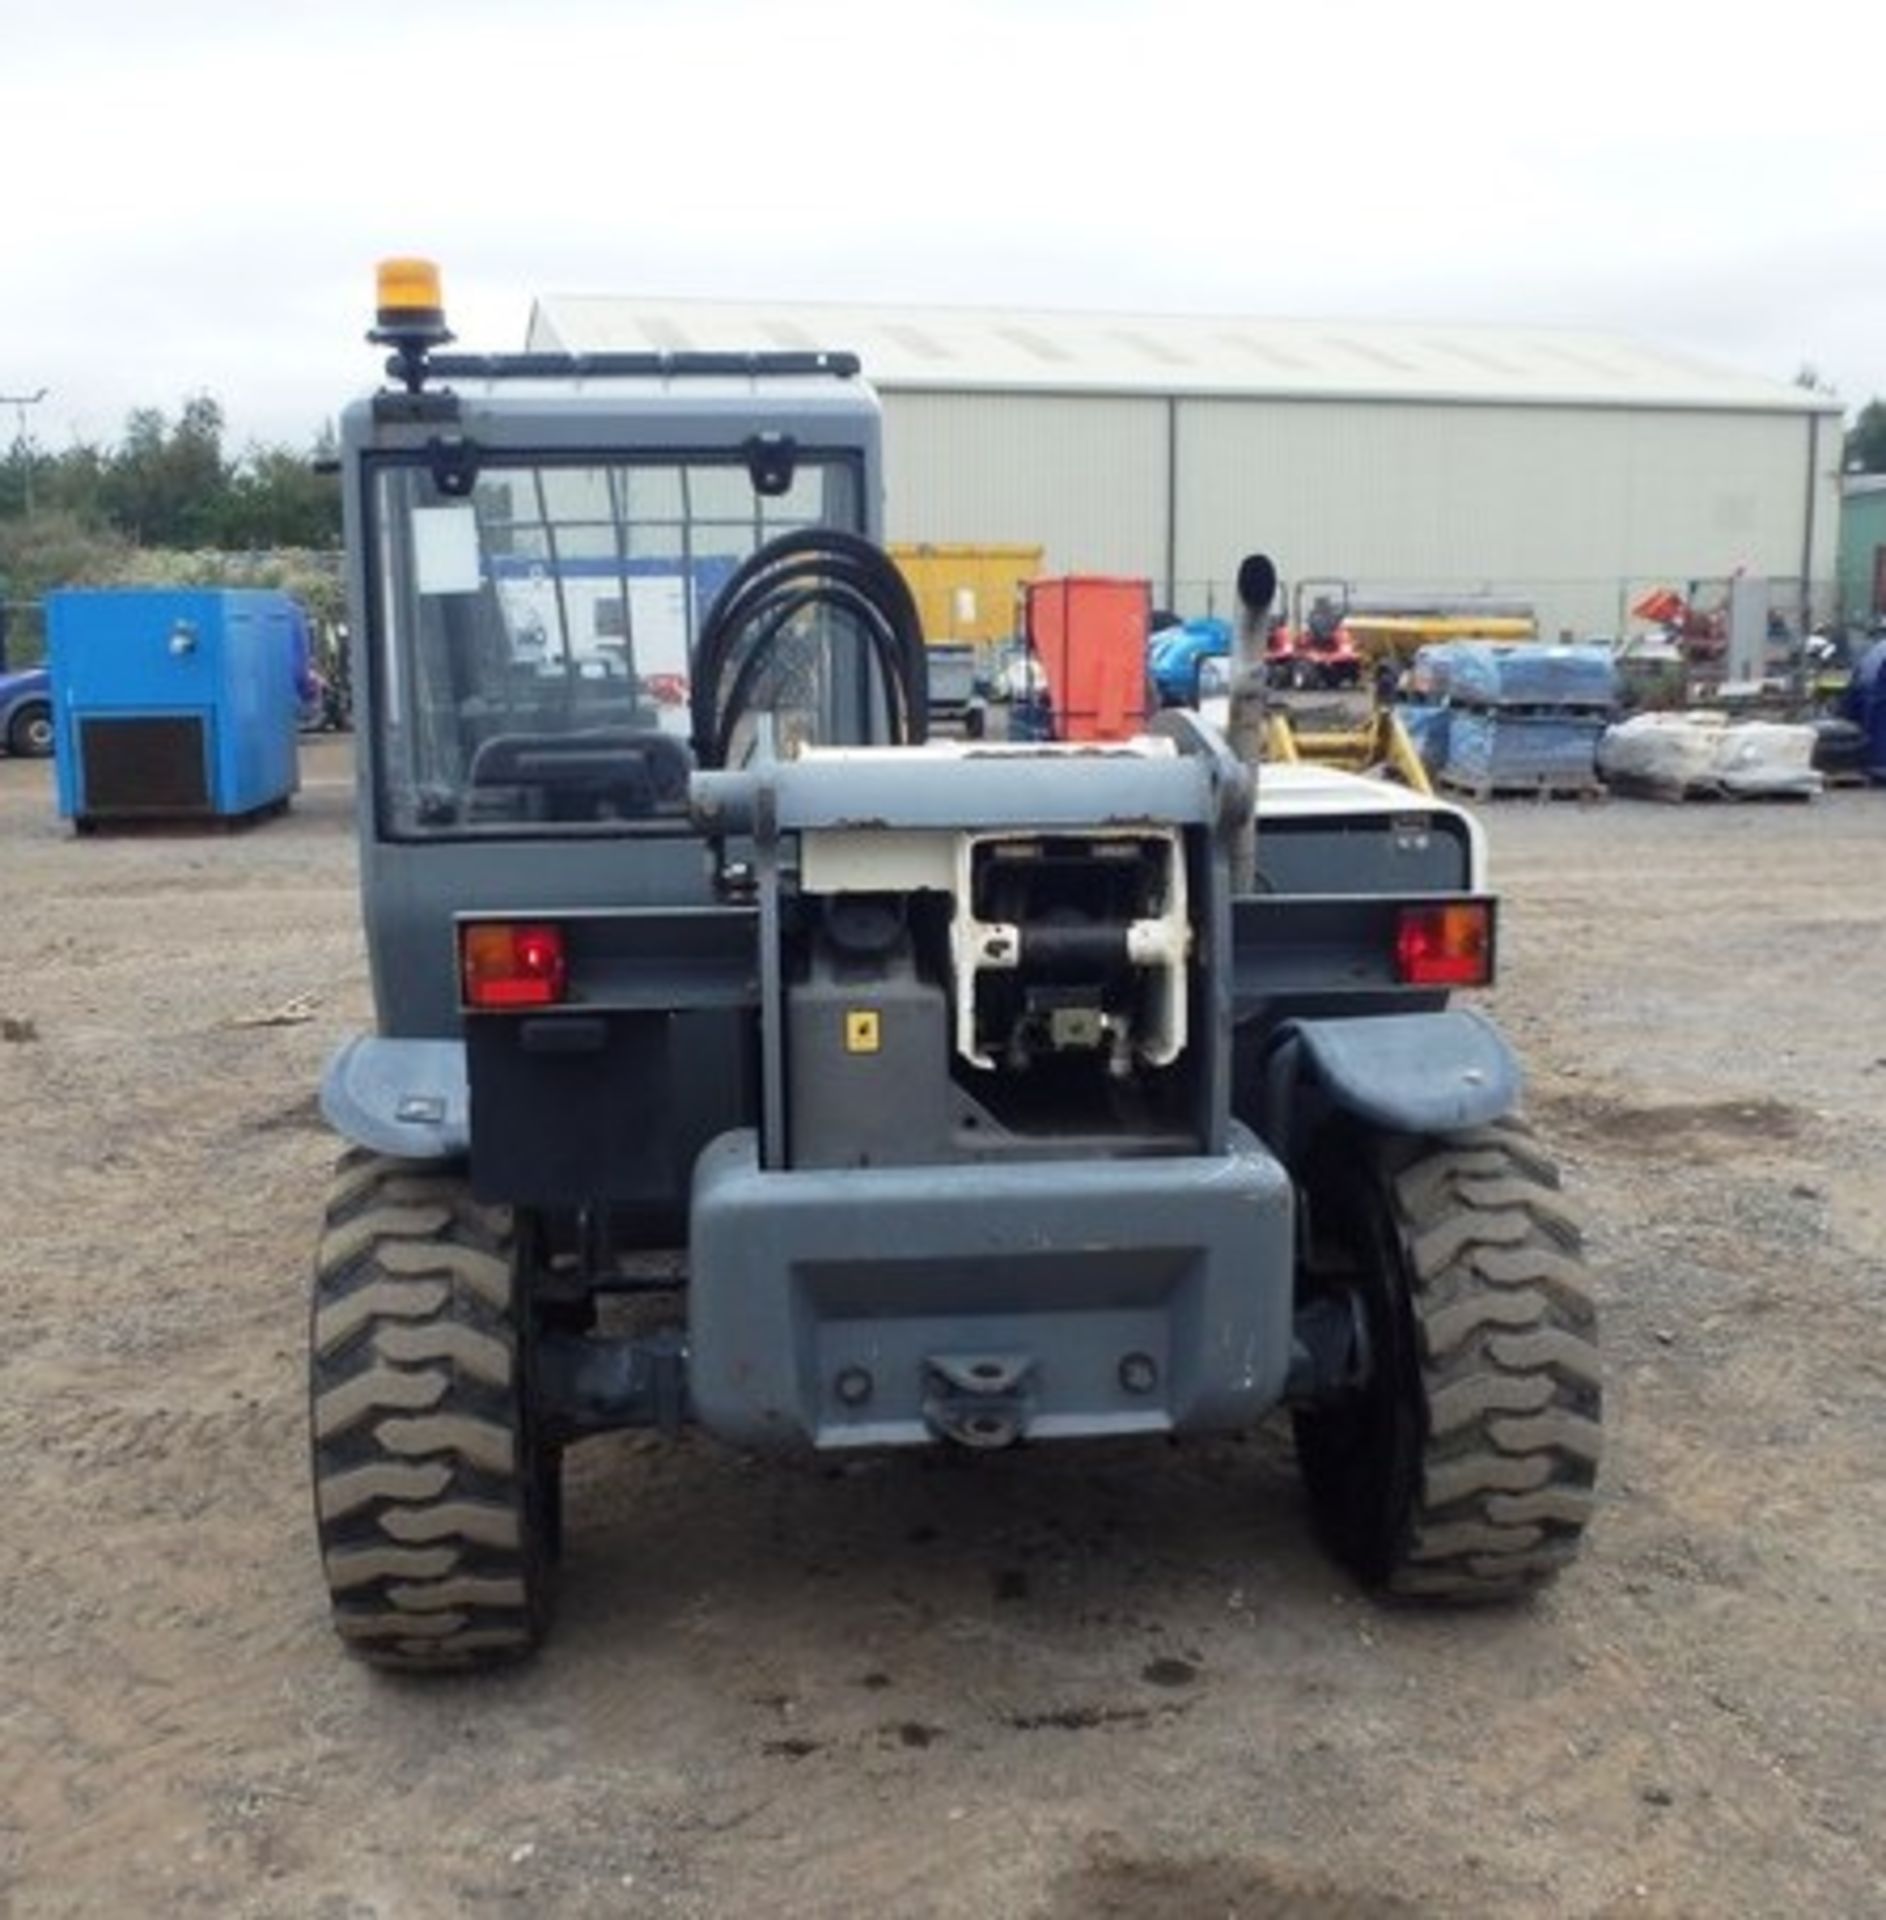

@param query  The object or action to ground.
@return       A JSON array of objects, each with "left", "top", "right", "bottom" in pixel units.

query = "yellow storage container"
[{"left": 890, "top": 543, "right": 1044, "bottom": 645}]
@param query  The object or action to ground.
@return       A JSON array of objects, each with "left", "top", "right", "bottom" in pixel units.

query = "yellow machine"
[
  {"left": 889, "top": 542, "right": 1044, "bottom": 645},
  {"left": 1266, "top": 603, "right": 1530, "bottom": 791},
  {"left": 1343, "top": 613, "right": 1536, "bottom": 662},
  {"left": 1265, "top": 703, "right": 1434, "bottom": 795}
]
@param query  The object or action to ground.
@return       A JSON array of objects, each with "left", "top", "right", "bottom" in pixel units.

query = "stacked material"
[
  {"left": 1596, "top": 713, "right": 1823, "bottom": 799},
  {"left": 1414, "top": 642, "right": 1617, "bottom": 795},
  {"left": 1447, "top": 709, "right": 1610, "bottom": 792},
  {"left": 1439, "top": 642, "right": 1618, "bottom": 710},
  {"left": 1396, "top": 701, "right": 1452, "bottom": 775}
]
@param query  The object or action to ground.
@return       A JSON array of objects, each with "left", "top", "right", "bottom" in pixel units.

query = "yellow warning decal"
[{"left": 845, "top": 1009, "right": 881, "bottom": 1054}]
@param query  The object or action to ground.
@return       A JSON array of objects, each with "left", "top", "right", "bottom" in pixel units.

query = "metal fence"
[{"left": 1155, "top": 574, "right": 1836, "bottom": 642}]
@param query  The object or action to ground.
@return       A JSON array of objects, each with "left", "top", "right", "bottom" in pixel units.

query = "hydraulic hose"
[{"left": 691, "top": 528, "right": 929, "bottom": 769}]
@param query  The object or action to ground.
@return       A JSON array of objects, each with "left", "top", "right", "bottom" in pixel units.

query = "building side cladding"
[
  {"left": 1172, "top": 400, "right": 1834, "bottom": 638},
  {"left": 881, "top": 391, "right": 1169, "bottom": 595},
  {"left": 523, "top": 295, "right": 1839, "bottom": 639},
  {"left": 1838, "top": 481, "right": 1886, "bottom": 622}
]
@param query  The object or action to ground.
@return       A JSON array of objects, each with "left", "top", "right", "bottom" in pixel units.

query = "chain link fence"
[{"left": 1154, "top": 574, "right": 1835, "bottom": 642}]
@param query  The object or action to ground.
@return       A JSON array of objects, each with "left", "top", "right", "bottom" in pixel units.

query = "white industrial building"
[{"left": 528, "top": 296, "right": 1843, "bottom": 639}]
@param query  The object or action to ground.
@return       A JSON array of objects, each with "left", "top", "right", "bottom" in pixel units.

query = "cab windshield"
[{"left": 369, "top": 452, "right": 863, "bottom": 835}]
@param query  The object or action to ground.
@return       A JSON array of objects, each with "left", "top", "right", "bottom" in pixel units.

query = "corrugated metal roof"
[{"left": 529, "top": 296, "right": 1831, "bottom": 415}]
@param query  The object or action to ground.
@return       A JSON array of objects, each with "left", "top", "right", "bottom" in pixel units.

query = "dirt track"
[{"left": 2, "top": 739, "right": 1882, "bottom": 1918}]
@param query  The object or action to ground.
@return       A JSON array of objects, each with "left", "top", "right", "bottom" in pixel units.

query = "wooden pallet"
[
  {"left": 1598, "top": 774, "right": 1820, "bottom": 805},
  {"left": 1436, "top": 775, "right": 1605, "bottom": 804}
]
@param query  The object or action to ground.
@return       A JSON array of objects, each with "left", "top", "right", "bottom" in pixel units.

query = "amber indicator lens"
[
  {"left": 460, "top": 921, "right": 568, "bottom": 1008},
  {"left": 1395, "top": 902, "right": 1492, "bottom": 987}
]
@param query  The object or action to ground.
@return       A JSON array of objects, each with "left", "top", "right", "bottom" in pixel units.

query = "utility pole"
[{"left": 1, "top": 389, "right": 49, "bottom": 518}]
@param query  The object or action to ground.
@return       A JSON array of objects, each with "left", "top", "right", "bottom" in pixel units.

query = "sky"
[{"left": 3, "top": 0, "right": 1882, "bottom": 456}]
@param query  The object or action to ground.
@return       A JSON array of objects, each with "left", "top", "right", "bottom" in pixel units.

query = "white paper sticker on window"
[{"left": 412, "top": 505, "right": 483, "bottom": 595}]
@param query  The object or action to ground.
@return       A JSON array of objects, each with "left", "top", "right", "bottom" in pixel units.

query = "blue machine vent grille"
[{"left": 78, "top": 715, "right": 210, "bottom": 815}]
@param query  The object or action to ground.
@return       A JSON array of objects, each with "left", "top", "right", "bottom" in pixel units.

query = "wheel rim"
[{"left": 1293, "top": 1141, "right": 1423, "bottom": 1581}]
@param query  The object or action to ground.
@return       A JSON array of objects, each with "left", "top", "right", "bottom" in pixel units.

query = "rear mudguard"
[
  {"left": 320, "top": 1035, "right": 468, "bottom": 1159},
  {"left": 321, "top": 1009, "right": 1521, "bottom": 1177},
  {"left": 1260, "top": 1007, "right": 1521, "bottom": 1159}
]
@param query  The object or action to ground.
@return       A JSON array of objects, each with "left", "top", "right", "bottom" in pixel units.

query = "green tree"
[
  {"left": 99, "top": 394, "right": 229, "bottom": 544},
  {"left": 42, "top": 440, "right": 111, "bottom": 524},
  {"left": 220, "top": 439, "right": 341, "bottom": 550},
  {"left": 1, "top": 395, "right": 341, "bottom": 551},
  {"left": 1845, "top": 399, "right": 1886, "bottom": 475},
  {"left": 0, "top": 438, "right": 112, "bottom": 524}
]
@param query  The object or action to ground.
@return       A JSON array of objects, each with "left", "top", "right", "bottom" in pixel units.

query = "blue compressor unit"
[{"left": 47, "top": 588, "right": 302, "bottom": 826}]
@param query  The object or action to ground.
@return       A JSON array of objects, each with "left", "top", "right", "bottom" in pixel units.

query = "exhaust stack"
[{"left": 1226, "top": 552, "right": 1277, "bottom": 893}]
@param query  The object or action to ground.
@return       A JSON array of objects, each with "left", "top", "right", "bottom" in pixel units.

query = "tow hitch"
[{"left": 923, "top": 1352, "right": 1038, "bottom": 1449}]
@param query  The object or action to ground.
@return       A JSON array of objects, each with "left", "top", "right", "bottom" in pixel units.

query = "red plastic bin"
[{"left": 1023, "top": 576, "right": 1150, "bottom": 743}]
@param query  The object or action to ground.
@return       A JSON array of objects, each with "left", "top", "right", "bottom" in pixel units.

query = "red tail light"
[
  {"left": 460, "top": 921, "right": 568, "bottom": 1009},
  {"left": 1395, "top": 903, "right": 1492, "bottom": 988}
]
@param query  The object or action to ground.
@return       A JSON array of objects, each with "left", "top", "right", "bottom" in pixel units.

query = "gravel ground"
[{"left": 1, "top": 738, "right": 1882, "bottom": 1918}]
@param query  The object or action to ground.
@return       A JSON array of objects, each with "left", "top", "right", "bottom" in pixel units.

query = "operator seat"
[{"left": 467, "top": 728, "right": 692, "bottom": 821}]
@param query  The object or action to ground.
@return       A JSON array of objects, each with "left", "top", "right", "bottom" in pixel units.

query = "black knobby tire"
[
  {"left": 8, "top": 701, "right": 53, "bottom": 758},
  {"left": 310, "top": 1151, "right": 555, "bottom": 1668},
  {"left": 1294, "top": 1120, "right": 1602, "bottom": 1600}
]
